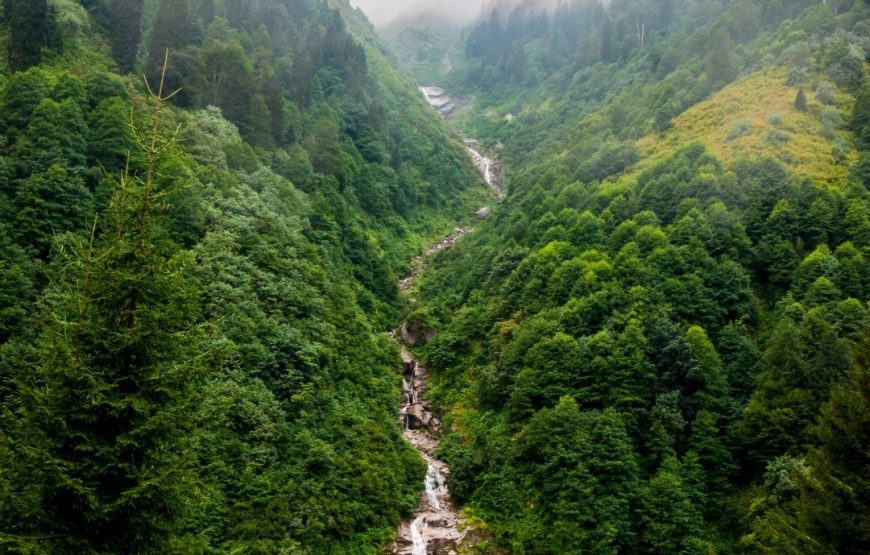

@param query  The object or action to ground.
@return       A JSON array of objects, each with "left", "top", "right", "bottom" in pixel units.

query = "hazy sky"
[{"left": 349, "top": 0, "right": 488, "bottom": 26}]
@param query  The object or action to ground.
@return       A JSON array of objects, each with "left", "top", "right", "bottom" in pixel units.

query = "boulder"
[
  {"left": 475, "top": 206, "right": 492, "bottom": 219},
  {"left": 400, "top": 320, "right": 436, "bottom": 347},
  {"left": 400, "top": 350, "right": 415, "bottom": 372},
  {"left": 405, "top": 403, "right": 431, "bottom": 429},
  {"left": 429, "top": 538, "right": 459, "bottom": 555}
]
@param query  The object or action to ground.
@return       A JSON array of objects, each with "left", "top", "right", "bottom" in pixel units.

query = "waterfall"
[
  {"left": 425, "top": 465, "right": 441, "bottom": 511},
  {"left": 410, "top": 517, "right": 427, "bottom": 555},
  {"left": 388, "top": 83, "right": 485, "bottom": 555}
]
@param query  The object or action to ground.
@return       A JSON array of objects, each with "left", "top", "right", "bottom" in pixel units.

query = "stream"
[
  {"left": 419, "top": 87, "right": 504, "bottom": 200},
  {"left": 387, "top": 349, "right": 466, "bottom": 555},
  {"left": 385, "top": 86, "right": 502, "bottom": 555}
]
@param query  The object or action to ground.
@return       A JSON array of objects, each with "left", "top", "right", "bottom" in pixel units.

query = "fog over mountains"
[
  {"left": 350, "top": 0, "right": 488, "bottom": 25},
  {"left": 351, "top": 0, "right": 610, "bottom": 26}
]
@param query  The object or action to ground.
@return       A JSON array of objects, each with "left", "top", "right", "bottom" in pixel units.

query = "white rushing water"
[
  {"left": 387, "top": 84, "right": 501, "bottom": 555},
  {"left": 418, "top": 85, "right": 504, "bottom": 201},
  {"left": 464, "top": 139, "right": 504, "bottom": 201},
  {"left": 388, "top": 355, "right": 467, "bottom": 554},
  {"left": 410, "top": 517, "right": 427, "bottom": 555},
  {"left": 425, "top": 465, "right": 442, "bottom": 511}
]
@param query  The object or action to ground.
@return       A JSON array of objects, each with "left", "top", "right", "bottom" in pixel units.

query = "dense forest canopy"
[
  {"left": 0, "top": 0, "right": 867, "bottom": 553},
  {"left": 0, "top": 0, "right": 488, "bottom": 552},
  {"left": 388, "top": 0, "right": 870, "bottom": 553}
]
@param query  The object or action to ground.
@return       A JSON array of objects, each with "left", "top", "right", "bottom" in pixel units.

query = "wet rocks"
[
  {"left": 475, "top": 206, "right": 492, "bottom": 219},
  {"left": 400, "top": 320, "right": 436, "bottom": 348},
  {"left": 399, "top": 228, "right": 467, "bottom": 293},
  {"left": 389, "top": 348, "right": 469, "bottom": 554},
  {"left": 419, "top": 86, "right": 457, "bottom": 117},
  {"left": 405, "top": 403, "right": 431, "bottom": 429},
  {"left": 464, "top": 140, "right": 505, "bottom": 202}
]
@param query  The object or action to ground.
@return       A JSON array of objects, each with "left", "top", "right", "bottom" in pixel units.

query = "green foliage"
[
  {"left": 706, "top": 26, "right": 740, "bottom": 86},
  {"left": 0, "top": 0, "right": 867, "bottom": 553},
  {"left": 3, "top": 0, "right": 54, "bottom": 71},
  {"left": 815, "top": 81, "right": 836, "bottom": 105},
  {"left": 400, "top": 2, "right": 870, "bottom": 552},
  {"left": 794, "top": 87, "right": 808, "bottom": 112},
  {"left": 0, "top": 0, "right": 487, "bottom": 552},
  {"left": 109, "top": 0, "right": 144, "bottom": 73},
  {"left": 745, "top": 336, "right": 870, "bottom": 554},
  {"left": 727, "top": 119, "right": 752, "bottom": 142},
  {"left": 0, "top": 74, "right": 211, "bottom": 553}
]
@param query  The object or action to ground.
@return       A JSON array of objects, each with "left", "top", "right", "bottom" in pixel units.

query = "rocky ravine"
[
  {"left": 385, "top": 349, "right": 468, "bottom": 555},
  {"left": 386, "top": 86, "right": 505, "bottom": 554},
  {"left": 419, "top": 86, "right": 505, "bottom": 204},
  {"left": 387, "top": 230, "right": 469, "bottom": 554}
]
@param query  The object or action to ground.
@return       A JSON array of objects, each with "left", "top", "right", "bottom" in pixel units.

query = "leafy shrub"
[
  {"left": 825, "top": 40, "right": 867, "bottom": 92},
  {"left": 765, "top": 111, "right": 783, "bottom": 126},
  {"left": 765, "top": 129, "right": 791, "bottom": 146},
  {"left": 820, "top": 107, "right": 843, "bottom": 138},
  {"left": 726, "top": 119, "right": 752, "bottom": 142},
  {"left": 832, "top": 137, "right": 851, "bottom": 163},
  {"left": 786, "top": 66, "right": 808, "bottom": 86},
  {"left": 815, "top": 81, "right": 836, "bottom": 105}
]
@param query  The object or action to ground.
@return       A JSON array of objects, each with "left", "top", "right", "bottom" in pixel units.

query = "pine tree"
[
  {"left": 3, "top": 0, "right": 50, "bottom": 72},
  {"left": 11, "top": 98, "right": 88, "bottom": 176},
  {"left": 851, "top": 85, "right": 870, "bottom": 150},
  {"left": 146, "top": 0, "right": 189, "bottom": 88},
  {"left": 746, "top": 336, "right": 870, "bottom": 554},
  {"left": 110, "top": 0, "right": 145, "bottom": 73},
  {"left": 794, "top": 87, "right": 808, "bottom": 112},
  {"left": 0, "top": 52, "right": 212, "bottom": 553},
  {"left": 13, "top": 164, "right": 93, "bottom": 256},
  {"left": 740, "top": 317, "right": 817, "bottom": 466},
  {"left": 638, "top": 458, "right": 706, "bottom": 553},
  {"left": 705, "top": 26, "right": 738, "bottom": 86},
  {"left": 600, "top": 16, "right": 615, "bottom": 64}
]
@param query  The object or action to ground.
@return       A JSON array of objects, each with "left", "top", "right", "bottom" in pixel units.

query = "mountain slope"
[
  {"left": 388, "top": 1, "right": 870, "bottom": 552},
  {"left": 0, "top": 0, "right": 488, "bottom": 553}
]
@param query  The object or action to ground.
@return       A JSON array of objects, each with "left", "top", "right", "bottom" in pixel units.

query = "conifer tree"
[
  {"left": 3, "top": 0, "right": 50, "bottom": 72},
  {"left": 705, "top": 26, "right": 738, "bottom": 86},
  {"left": 746, "top": 336, "right": 870, "bottom": 553},
  {"left": 147, "top": 0, "right": 189, "bottom": 89},
  {"left": 852, "top": 85, "right": 870, "bottom": 150},
  {"left": 0, "top": 52, "right": 211, "bottom": 553},
  {"left": 110, "top": 0, "right": 144, "bottom": 73},
  {"left": 795, "top": 87, "right": 808, "bottom": 112}
]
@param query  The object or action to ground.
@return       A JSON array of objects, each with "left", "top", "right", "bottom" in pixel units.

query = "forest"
[
  {"left": 0, "top": 0, "right": 489, "bottom": 552},
  {"left": 0, "top": 0, "right": 868, "bottom": 554},
  {"left": 394, "top": 0, "right": 870, "bottom": 553}
]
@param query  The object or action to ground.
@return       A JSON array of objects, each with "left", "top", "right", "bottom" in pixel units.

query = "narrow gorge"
[{"left": 386, "top": 87, "right": 502, "bottom": 555}]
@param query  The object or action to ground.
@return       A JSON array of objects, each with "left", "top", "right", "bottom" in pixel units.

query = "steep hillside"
[
  {"left": 389, "top": 1, "right": 870, "bottom": 553},
  {"left": 380, "top": 12, "right": 461, "bottom": 84},
  {"left": 0, "top": 1, "right": 488, "bottom": 553},
  {"left": 636, "top": 66, "right": 856, "bottom": 187}
]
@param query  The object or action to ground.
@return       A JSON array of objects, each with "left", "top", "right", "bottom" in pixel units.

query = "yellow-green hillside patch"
[{"left": 636, "top": 66, "right": 856, "bottom": 187}]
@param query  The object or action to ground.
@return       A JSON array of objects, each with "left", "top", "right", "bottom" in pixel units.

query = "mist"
[{"left": 349, "top": 0, "right": 488, "bottom": 26}]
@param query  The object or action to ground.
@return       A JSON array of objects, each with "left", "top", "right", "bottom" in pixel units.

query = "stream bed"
[
  {"left": 386, "top": 350, "right": 467, "bottom": 555},
  {"left": 386, "top": 86, "right": 503, "bottom": 554}
]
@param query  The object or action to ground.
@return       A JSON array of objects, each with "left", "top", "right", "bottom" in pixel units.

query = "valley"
[{"left": 0, "top": 1, "right": 867, "bottom": 554}]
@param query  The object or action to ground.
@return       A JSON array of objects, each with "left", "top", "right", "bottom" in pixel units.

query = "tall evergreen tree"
[
  {"left": 110, "top": 0, "right": 144, "bottom": 73},
  {"left": 600, "top": 16, "right": 615, "bottom": 64},
  {"left": 795, "top": 87, "right": 808, "bottom": 112},
  {"left": 146, "top": 0, "right": 189, "bottom": 87},
  {"left": 705, "top": 26, "right": 738, "bottom": 86},
  {"left": 3, "top": 0, "right": 50, "bottom": 72},
  {"left": 852, "top": 85, "right": 870, "bottom": 150},
  {"left": 0, "top": 54, "right": 212, "bottom": 553},
  {"left": 747, "top": 336, "right": 870, "bottom": 554}
]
